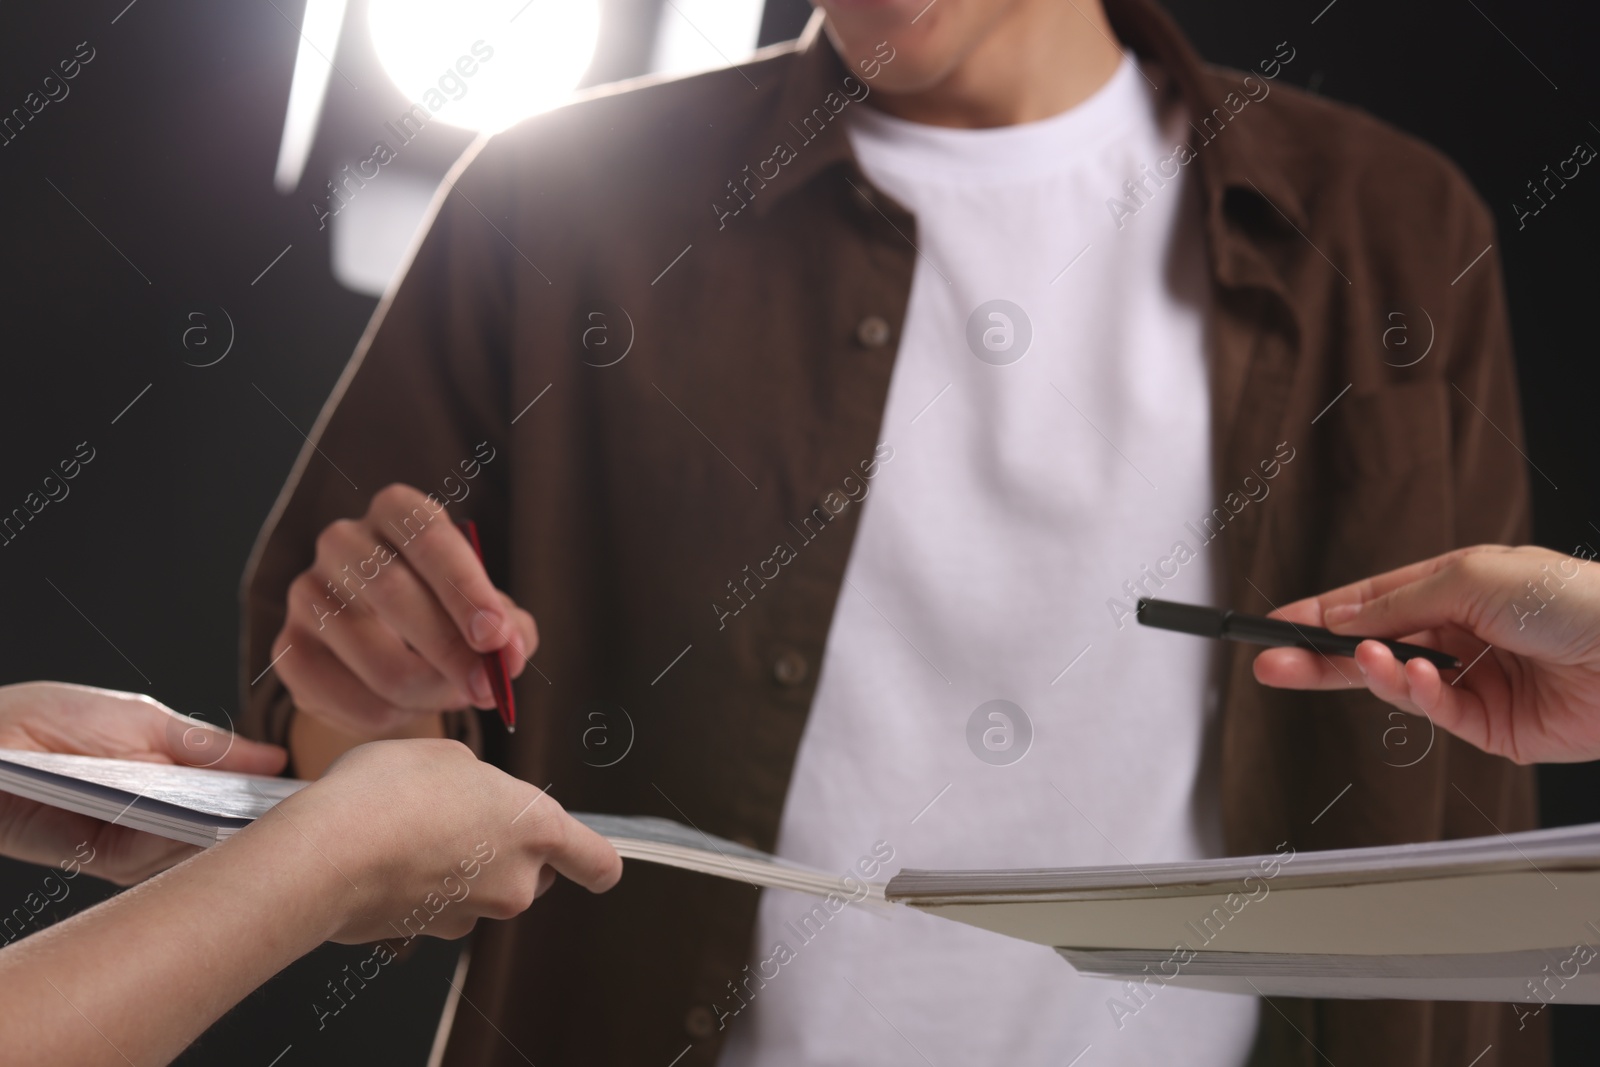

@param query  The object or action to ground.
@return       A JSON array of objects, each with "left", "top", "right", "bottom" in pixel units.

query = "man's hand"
[
  {"left": 1252, "top": 544, "right": 1600, "bottom": 764},
  {"left": 273, "top": 484, "right": 537, "bottom": 740},
  {"left": 0, "top": 682, "right": 287, "bottom": 883}
]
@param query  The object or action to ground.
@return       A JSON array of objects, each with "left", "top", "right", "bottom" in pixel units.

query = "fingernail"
[
  {"left": 469, "top": 611, "right": 502, "bottom": 647},
  {"left": 1355, "top": 659, "right": 1369, "bottom": 679},
  {"left": 469, "top": 665, "right": 493, "bottom": 706},
  {"left": 1324, "top": 604, "right": 1359, "bottom": 627}
]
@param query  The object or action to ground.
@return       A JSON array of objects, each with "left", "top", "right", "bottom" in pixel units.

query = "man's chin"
[
  {"left": 819, "top": 0, "right": 975, "bottom": 90},
  {"left": 821, "top": 0, "right": 925, "bottom": 14},
  {"left": 855, "top": 66, "right": 954, "bottom": 97},
  {"left": 819, "top": 0, "right": 947, "bottom": 44}
]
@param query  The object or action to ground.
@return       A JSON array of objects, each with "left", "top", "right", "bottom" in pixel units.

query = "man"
[{"left": 242, "top": 0, "right": 1541, "bottom": 1063}]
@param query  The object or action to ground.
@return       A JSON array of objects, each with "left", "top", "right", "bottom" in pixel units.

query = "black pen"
[{"left": 1135, "top": 598, "right": 1461, "bottom": 670}]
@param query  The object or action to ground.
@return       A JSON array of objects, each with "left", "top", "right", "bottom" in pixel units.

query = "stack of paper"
[
  {"left": 4, "top": 746, "right": 1597, "bottom": 1004},
  {"left": 576, "top": 812, "right": 882, "bottom": 900},
  {"left": 884, "top": 828, "right": 1600, "bottom": 1002},
  {"left": 0, "top": 748, "right": 306, "bottom": 847}
]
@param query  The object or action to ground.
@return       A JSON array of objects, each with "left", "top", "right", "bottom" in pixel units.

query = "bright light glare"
[
  {"left": 368, "top": 0, "right": 600, "bottom": 132},
  {"left": 274, "top": 0, "right": 348, "bottom": 193},
  {"left": 650, "top": 0, "right": 763, "bottom": 77}
]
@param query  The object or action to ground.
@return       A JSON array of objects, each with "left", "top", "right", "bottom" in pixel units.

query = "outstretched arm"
[
  {"left": 1253, "top": 544, "right": 1600, "bottom": 764},
  {"left": 0, "top": 683, "right": 620, "bottom": 1067}
]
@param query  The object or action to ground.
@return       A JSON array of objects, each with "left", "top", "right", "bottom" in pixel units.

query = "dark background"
[{"left": 0, "top": 0, "right": 1595, "bottom": 1063}]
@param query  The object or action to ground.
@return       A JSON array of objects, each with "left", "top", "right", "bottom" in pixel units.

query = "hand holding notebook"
[
  {"left": 0, "top": 681, "right": 285, "bottom": 884},
  {"left": 0, "top": 681, "right": 618, "bottom": 929},
  {"left": 0, "top": 682, "right": 620, "bottom": 1067}
]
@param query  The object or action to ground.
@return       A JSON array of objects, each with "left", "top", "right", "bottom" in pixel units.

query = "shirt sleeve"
[{"left": 237, "top": 134, "right": 516, "bottom": 761}]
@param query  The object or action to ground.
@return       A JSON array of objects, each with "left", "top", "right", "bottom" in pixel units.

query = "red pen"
[{"left": 456, "top": 519, "right": 517, "bottom": 734}]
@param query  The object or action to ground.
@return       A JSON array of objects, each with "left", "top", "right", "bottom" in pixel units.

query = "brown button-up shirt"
[{"left": 242, "top": 2, "right": 1543, "bottom": 1064}]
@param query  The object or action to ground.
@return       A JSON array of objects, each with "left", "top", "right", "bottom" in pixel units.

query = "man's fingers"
[
  {"left": 278, "top": 486, "right": 540, "bottom": 732},
  {"left": 309, "top": 595, "right": 461, "bottom": 711},
  {"left": 353, "top": 556, "right": 491, "bottom": 707},
  {"left": 496, "top": 593, "right": 538, "bottom": 678},
  {"left": 367, "top": 485, "right": 508, "bottom": 654},
  {"left": 275, "top": 636, "right": 412, "bottom": 735}
]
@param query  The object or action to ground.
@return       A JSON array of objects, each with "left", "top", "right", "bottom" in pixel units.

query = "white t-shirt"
[{"left": 719, "top": 58, "right": 1259, "bottom": 1066}]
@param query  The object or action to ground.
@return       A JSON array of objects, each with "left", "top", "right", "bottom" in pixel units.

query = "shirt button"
[
  {"left": 684, "top": 1004, "right": 716, "bottom": 1040},
  {"left": 772, "top": 650, "right": 809, "bottom": 687},
  {"left": 856, "top": 315, "right": 891, "bottom": 349}
]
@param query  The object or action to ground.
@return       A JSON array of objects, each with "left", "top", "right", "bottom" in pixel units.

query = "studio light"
[
  {"left": 367, "top": 0, "right": 602, "bottom": 133},
  {"left": 650, "top": 0, "right": 764, "bottom": 77},
  {"left": 272, "top": 0, "right": 348, "bottom": 194}
]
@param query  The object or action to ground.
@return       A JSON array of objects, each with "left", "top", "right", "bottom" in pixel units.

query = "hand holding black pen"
[
  {"left": 1137, "top": 598, "right": 1460, "bottom": 669},
  {"left": 1227, "top": 545, "right": 1600, "bottom": 765}
]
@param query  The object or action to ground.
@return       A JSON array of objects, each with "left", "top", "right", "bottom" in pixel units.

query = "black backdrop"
[{"left": 0, "top": 0, "right": 1595, "bottom": 1063}]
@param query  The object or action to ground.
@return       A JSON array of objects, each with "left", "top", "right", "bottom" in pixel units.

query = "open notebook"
[
  {"left": 0, "top": 749, "right": 873, "bottom": 900},
  {"left": 4, "top": 746, "right": 1599, "bottom": 1005}
]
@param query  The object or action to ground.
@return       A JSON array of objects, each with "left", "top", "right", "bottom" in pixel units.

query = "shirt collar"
[
  {"left": 1102, "top": 0, "right": 1311, "bottom": 293},
  {"left": 744, "top": 0, "right": 1311, "bottom": 296},
  {"left": 743, "top": 13, "right": 859, "bottom": 220}
]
